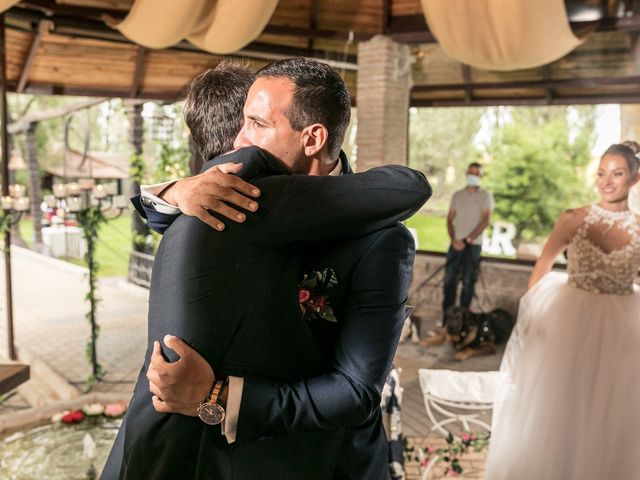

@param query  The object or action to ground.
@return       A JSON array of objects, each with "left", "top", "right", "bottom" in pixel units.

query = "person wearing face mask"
[{"left": 441, "top": 162, "right": 493, "bottom": 324}]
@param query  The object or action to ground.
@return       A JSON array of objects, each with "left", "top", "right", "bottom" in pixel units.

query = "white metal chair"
[{"left": 417, "top": 368, "right": 506, "bottom": 479}]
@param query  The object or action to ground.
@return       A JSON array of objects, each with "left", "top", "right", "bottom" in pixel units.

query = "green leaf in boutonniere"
[{"left": 299, "top": 267, "right": 338, "bottom": 323}]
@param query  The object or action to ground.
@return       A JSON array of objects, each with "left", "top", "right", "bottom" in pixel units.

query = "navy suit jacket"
[{"left": 103, "top": 147, "right": 431, "bottom": 480}]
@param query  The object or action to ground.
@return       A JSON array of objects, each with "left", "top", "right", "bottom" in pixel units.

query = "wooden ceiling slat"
[
  {"left": 467, "top": 67, "right": 546, "bottom": 84},
  {"left": 2, "top": 1, "right": 640, "bottom": 107},
  {"left": 412, "top": 75, "right": 640, "bottom": 93},
  {"left": 141, "top": 50, "right": 222, "bottom": 92},
  {"left": 254, "top": 32, "right": 310, "bottom": 49},
  {"left": 55, "top": 0, "right": 133, "bottom": 10},
  {"left": 316, "top": 0, "right": 383, "bottom": 33},
  {"left": 312, "top": 38, "right": 358, "bottom": 55},
  {"left": 553, "top": 84, "right": 640, "bottom": 95},
  {"left": 268, "top": 0, "right": 312, "bottom": 28},
  {"left": 412, "top": 94, "right": 640, "bottom": 107},
  {"left": 390, "top": 0, "right": 422, "bottom": 16},
  {"left": 472, "top": 88, "right": 550, "bottom": 99}
]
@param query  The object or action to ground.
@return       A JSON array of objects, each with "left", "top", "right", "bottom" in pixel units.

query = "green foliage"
[
  {"left": 153, "top": 142, "right": 189, "bottom": 183},
  {"left": 75, "top": 206, "right": 107, "bottom": 387},
  {"left": 406, "top": 432, "right": 490, "bottom": 477},
  {"left": 0, "top": 212, "right": 13, "bottom": 239},
  {"left": 129, "top": 152, "right": 146, "bottom": 184},
  {"left": 409, "top": 107, "right": 486, "bottom": 201},
  {"left": 404, "top": 213, "right": 449, "bottom": 252},
  {"left": 483, "top": 107, "right": 596, "bottom": 243}
]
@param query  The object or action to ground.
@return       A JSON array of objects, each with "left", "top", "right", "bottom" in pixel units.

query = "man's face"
[
  {"left": 233, "top": 77, "right": 307, "bottom": 173},
  {"left": 467, "top": 165, "right": 482, "bottom": 177}
]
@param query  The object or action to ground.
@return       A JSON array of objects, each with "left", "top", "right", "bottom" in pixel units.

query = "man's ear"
[{"left": 301, "top": 123, "right": 328, "bottom": 157}]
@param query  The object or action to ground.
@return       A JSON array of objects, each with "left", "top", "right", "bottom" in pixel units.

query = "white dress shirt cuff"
[
  {"left": 140, "top": 181, "right": 181, "bottom": 215},
  {"left": 222, "top": 376, "right": 244, "bottom": 444}
]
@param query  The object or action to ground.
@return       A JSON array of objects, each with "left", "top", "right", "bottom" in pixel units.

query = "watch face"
[{"left": 198, "top": 402, "right": 225, "bottom": 425}]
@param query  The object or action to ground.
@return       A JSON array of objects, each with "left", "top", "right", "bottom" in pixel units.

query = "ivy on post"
[
  {"left": 75, "top": 205, "right": 106, "bottom": 387},
  {"left": 51, "top": 180, "right": 128, "bottom": 390}
]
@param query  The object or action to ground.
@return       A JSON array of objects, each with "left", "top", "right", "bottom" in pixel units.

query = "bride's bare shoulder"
[
  {"left": 559, "top": 206, "right": 589, "bottom": 224},
  {"left": 555, "top": 206, "right": 589, "bottom": 235}
]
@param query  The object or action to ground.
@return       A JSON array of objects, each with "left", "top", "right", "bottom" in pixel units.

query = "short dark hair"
[
  {"left": 182, "top": 60, "right": 255, "bottom": 160},
  {"left": 603, "top": 142, "right": 640, "bottom": 177},
  {"left": 256, "top": 58, "right": 351, "bottom": 159},
  {"left": 468, "top": 162, "right": 482, "bottom": 170}
]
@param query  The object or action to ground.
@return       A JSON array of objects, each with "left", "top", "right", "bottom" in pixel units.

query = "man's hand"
[
  {"left": 162, "top": 162, "right": 261, "bottom": 231},
  {"left": 452, "top": 239, "right": 466, "bottom": 251},
  {"left": 147, "top": 335, "right": 215, "bottom": 416}
]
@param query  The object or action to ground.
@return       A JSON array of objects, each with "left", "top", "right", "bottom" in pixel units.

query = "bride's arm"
[{"left": 528, "top": 209, "right": 583, "bottom": 289}]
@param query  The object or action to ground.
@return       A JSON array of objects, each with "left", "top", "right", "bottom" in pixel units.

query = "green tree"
[
  {"left": 153, "top": 142, "right": 190, "bottom": 183},
  {"left": 408, "top": 107, "right": 486, "bottom": 206},
  {"left": 483, "top": 106, "right": 596, "bottom": 244}
]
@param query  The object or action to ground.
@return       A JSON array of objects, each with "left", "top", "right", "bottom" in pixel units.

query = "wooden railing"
[{"left": 127, "top": 250, "right": 154, "bottom": 289}]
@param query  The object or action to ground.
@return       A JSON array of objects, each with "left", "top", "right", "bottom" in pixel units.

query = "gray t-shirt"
[{"left": 449, "top": 187, "right": 494, "bottom": 245}]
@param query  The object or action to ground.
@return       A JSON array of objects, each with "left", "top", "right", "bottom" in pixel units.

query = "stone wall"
[{"left": 408, "top": 251, "right": 544, "bottom": 325}]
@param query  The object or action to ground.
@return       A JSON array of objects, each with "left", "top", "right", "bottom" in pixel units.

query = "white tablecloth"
[{"left": 41, "top": 226, "right": 86, "bottom": 259}]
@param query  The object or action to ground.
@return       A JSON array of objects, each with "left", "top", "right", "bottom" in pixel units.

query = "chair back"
[{"left": 418, "top": 368, "right": 505, "bottom": 438}]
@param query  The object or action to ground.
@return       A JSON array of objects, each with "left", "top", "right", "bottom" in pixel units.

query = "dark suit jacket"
[
  {"left": 236, "top": 225, "right": 415, "bottom": 480},
  {"left": 102, "top": 146, "right": 430, "bottom": 480}
]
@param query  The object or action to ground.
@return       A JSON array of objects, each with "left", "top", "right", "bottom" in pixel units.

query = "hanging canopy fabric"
[
  {"left": 0, "top": 1, "right": 18, "bottom": 12},
  {"left": 420, "top": 0, "right": 583, "bottom": 71},
  {"left": 111, "top": 0, "right": 278, "bottom": 54}
]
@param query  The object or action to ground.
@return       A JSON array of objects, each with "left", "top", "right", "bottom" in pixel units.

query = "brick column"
[{"left": 355, "top": 35, "right": 412, "bottom": 171}]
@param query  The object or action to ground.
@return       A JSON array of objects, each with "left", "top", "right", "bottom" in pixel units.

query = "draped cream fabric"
[
  {"left": 0, "top": 0, "right": 19, "bottom": 13},
  {"left": 112, "top": 0, "right": 278, "bottom": 54},
  {"left": 420, "top": 0, "right": 583, "bottom": 71}
]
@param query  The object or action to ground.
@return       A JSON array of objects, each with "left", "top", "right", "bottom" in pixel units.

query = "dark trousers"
[{"left": 442, "top": 244, "right": 482, "bottom": 315}]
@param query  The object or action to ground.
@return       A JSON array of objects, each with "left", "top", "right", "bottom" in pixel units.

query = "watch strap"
[{"left": 210, "top": 379, "right": 225, "bottom": 406}]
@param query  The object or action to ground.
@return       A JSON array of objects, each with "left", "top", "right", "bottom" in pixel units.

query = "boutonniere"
[{"left": 298, "top": 267, "right": 338, "bottom": 323}]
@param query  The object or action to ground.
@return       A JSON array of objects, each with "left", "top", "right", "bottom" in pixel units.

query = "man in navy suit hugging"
[{"left": 105, "top": 58, "right": 430, "bottom": 480}]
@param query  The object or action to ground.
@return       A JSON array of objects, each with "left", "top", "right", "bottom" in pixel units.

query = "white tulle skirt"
[{"left": 485, "top": 272, "right": 640, "bottom": 480}]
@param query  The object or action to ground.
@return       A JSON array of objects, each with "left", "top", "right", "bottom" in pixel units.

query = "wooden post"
[
  {"left": 0, "top": 13, "right": 16, "bottom": 360},
  {"left": 126, "top": 102, "right": 153, "bottom": 254},
  {"left": 26, "top": 123, "right": 43, "bottom": 246}
]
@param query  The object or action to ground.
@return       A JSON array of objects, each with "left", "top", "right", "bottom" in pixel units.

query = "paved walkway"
[
  {"left": 0, "top": 246, "right": 501, "bottom": 479},
  {"left": 0, "top": 246, "right": 148, "bottom": 394}
]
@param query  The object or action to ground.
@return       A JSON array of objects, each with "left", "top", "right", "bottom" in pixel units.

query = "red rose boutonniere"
[{"left": 298, "top": 267, "right": 338, "bottom": 323}]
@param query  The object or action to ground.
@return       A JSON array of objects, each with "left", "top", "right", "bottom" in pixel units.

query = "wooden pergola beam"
[
  {"left": 9, "top": 82, "right": 179, "bottom": 101},
  {"left": 460, "top": 64, "right": 472, "bottom": 103},
  {"left": 19, "top": 0, "right": 128, "bottom": 21},
  {"left": 541, "top": 64, "right": 554, "bottom": 102},
  {"left": 7, "top": 1, "right": 640, "bottom": 56},
  {"left": 381, "top": 0, "right": 392, "bottom": 34},
  {"left": 412, "top": 75, "right": 640, "bottom": 92},
  {"left": 130, "top": 45, "right": 146, "bottom": 98},
  {"left": 306, "top": 0, "right": 320, "bottom": 53},
  {"left": 412, "top": 94, "right": 640, "bottom": 107},
  {"left": 16, "top": 20, "right": 50, "bottom": 93}
]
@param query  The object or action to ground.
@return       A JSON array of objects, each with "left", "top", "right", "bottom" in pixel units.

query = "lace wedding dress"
[{"left": 485, "top": 204, "right": 640, "bottom": 479}]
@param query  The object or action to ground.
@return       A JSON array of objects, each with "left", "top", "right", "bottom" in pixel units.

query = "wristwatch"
[{"left": 197, "top": 378, "right": 227, "bottom": 425}]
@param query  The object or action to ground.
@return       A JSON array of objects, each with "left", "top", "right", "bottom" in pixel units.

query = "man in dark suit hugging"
[{"left": 103, "top": 58, "right": 430, "bottom": 480}]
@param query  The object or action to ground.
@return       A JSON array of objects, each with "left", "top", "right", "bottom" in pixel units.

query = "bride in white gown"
[{"left": 485, "top": 142, "right": 640, "bottom": 480}]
